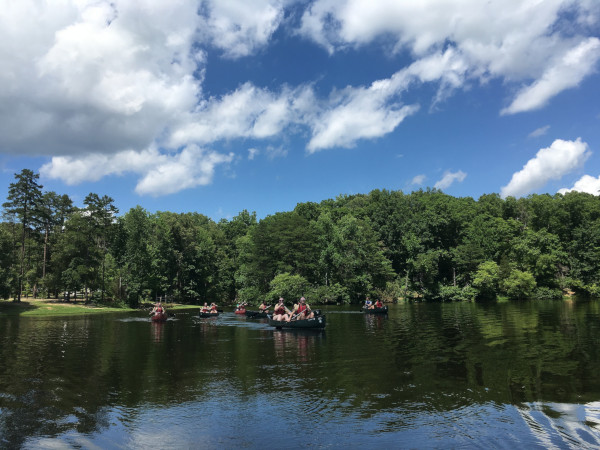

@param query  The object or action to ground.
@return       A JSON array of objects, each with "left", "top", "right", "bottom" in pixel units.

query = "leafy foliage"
[{"left": 3, "top": 170, "right": 600, "bottom": 304}]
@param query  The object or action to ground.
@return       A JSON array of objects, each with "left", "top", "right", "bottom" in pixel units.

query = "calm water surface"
[{"left": 1, "top": 300, "right": 600, "bottom": 448}]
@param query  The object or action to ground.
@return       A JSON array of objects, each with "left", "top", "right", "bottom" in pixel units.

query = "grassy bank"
[{"left": 0, "top": 298, "right": 199, "bottom": 317}]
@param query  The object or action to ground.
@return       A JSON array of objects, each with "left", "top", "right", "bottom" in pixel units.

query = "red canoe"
[
  {"left": 151, "top": 312, "right": 168, "bottom": 322},
  {"left": 234, "top": 309, "right": 246, "bottom": 315}
]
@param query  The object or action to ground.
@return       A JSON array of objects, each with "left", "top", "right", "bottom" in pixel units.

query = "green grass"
[
  {"left": 0, "top": 299, "right": 200, "bottom": 317},
  {"left": 0, "top": 299, "right": 134, "bottom": 317}
]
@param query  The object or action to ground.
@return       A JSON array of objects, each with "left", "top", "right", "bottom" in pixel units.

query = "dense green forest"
[{"left": 1, "top": 168, "right": 600, "bottom": 306}]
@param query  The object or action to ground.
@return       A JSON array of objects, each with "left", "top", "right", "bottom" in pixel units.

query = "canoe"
[
  {"left": 234, "top": 309, "right": 246, "bottom": 315},
  {"left": 151, "top": 312, "right": 168, "bottom": 322},
  {"left": 363, "top": 306, "right": 388, "bottom": 314},
  {"left": 245, "top": 310, "right": 268, "bottom": 318},
  {"left": 268, "top": 314, "right": 326, "bottom": 329},
  {"left": 199, "top": 311, "right": 219, "bottom": 318}
]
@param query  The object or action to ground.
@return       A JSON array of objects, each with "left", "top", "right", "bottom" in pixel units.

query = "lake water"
[{"left": 1, "top": 300, "right": 600, "bottom": 448}]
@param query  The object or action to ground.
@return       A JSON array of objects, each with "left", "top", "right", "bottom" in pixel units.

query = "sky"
[{"left": 1, "top": 0, "right": 600, "bottom": 221}]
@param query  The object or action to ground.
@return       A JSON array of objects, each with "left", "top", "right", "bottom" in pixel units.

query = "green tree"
[
  {"left": 2, "top": 169, "right": 43, "bottom": 301},
  {"left": 472, "top": 261, "right": 500, "bottom": 300},
  {"left": 502, "top": 269, "right": 536, "bottom": 300}
]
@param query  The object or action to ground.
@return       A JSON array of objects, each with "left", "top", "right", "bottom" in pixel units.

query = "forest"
[{"left": 1, "top": 168, "right": 600, "bottom": 306}]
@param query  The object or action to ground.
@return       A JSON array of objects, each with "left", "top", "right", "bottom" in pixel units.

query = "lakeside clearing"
[{"left": 0, "top": 298, "right": 198, "bottom": 317}]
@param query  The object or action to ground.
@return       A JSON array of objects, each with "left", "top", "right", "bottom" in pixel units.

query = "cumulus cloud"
[
  {"left": 434, "top": 170, "right": 466, "bottom": 190},
  {"left": 411, "top": 174, "right": 426, "bottom": 185},
  {"left": 501, "top": 38, "right": 600, "bottom": 115},
  {"left": 2, "top": 0, "right": 600, "bottom": 196},
  {"left": 197, "top": 0, "right": 286, "bottom": 58},
  {"left": 500, "top": 138, "right": 591, "bottom": 198},
  {"left": 40, "top": 146, "right": 233, "bottom": 196},
  {"left": 299, "top": 0, "right": 600, "bottom": 114},
  {"left": 558, "top": 175, "right": 600, "bottom": 195}
]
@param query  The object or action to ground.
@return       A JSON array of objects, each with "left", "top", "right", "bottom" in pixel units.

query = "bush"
[
  {"left": 437, "top": 285, "right": 477, "bottom": 302},
  {"left": 532, "top": 287, "right": 563, "bottom": 300},
  {"left": 238, "top": 286, "right": 262, "bottom": 304},
  {"left": 306, "top": 283, "right": 349, "bottom": 304},
  {"left": 267, "top": 273, "right": 310, "bottom": 303},
  {"left": 502, "top": 269, "right": 536, "bottom": 300}
]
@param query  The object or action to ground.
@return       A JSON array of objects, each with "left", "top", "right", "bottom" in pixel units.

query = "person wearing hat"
[
  {"left": 272, "top": 297, "right": 291, "bottom": 321},
  {"left": 292, "top": 297, "right": 314, "bottom": 320}
]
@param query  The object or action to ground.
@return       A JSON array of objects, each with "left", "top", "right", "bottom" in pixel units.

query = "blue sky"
[{"left": 1, "top": 0, "right": 600, "bottom": 221}]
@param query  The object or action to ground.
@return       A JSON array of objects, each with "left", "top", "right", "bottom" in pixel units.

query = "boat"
[
  {"left": 362, "top": 306, "right": 388, "bottom": 314},
  {"left": 267, "top": 314, "right": 326, "bottom": 329},
  {"left": 151, "top": 312, "right": 168, "bottom": 322},
  {"left": 245, "top": 310, "right": 269, "bottom": 318},
  {"left": 234, "top": 309, "right": 246, "bottom": 315},
  {"left": 199, "top": 311, "right": 219, "bottom": 318}
]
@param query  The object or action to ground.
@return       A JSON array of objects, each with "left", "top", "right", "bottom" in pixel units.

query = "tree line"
[{"left": 1, "top": 169, "right": 599, "bottom": 306}]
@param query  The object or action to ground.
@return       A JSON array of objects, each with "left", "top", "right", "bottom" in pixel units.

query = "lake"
[{"left": 1, "top": 300, "right": 600, "bottom": 448}]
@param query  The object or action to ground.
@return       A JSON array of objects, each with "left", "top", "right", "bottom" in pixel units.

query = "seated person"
[
  {"left": 272, "top": 297, "right": 291, "bottom": 321},
  {"left": 292, "top": 297, "right": 314, "bottom": 320},
  {"left": 210, "top": 302, "right": 218, "bottom": 314},
  {"left": 364, "top": 296, "right": 373, "bottom": 309},
  {"left": 374, "top": 299, "right": 383, "bottom": 309},
  {"left": 200, "top": 302, "right": 209, "bottom": 313},
  {"left": 258, "top": 300, "right": 271, "bottom": 313},
  {"left": 151, "top": 303, "right": 164, "bottom": 315}
]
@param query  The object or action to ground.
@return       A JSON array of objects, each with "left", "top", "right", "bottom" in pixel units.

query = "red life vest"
[
  {"left": 275, "top": 305, "right": 285, "bottom": 314},
  {"left": 297, "top": 304, "right": 307, "bottom": 314},
  {"left": 211, "top": 305, "right": 216, "bottom": 311},
  {"left": 375, "top": 301, "right": 383, "bottom": 308}
]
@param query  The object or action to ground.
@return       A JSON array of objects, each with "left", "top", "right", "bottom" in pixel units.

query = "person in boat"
[
  {"left": 210, "top": 302, "right": 218, "bottom": 314},
  {"left": 272, "top": 297, "right": 291, "bottom": 321},
  {"left": 364, "top": 296, "right": 373, "bottom": 309},
  {"left": 235, "top": 301, "right": 247, "bottom": 312},
  {"left": 374, "top": 299, "right": 384, "bottom": 309},
  {"left": 292, "top": 297, "right": 314, "bottom": 320},
  {"left": 200, "top": 302, "right": 210, "bottom": 313},
  {"left": 258, "top": 300, "right": 271, "bottom": 313},
  {"left": 150, "top": 302, "right": 164, "bottom": 316}
]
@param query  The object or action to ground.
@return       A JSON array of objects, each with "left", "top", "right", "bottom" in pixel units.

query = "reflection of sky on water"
[{"left": 25, "top": 400, "right": 600, "bottom": 448}]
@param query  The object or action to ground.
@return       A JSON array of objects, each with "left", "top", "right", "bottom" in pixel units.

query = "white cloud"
[
  {"left": 528, "top": 125, "right": 551, "bottom": 138},
  {"left": 501, "top": 38, "right": 600, "bottom": 115},
  {"left": 1, "top": 0, "right": 599, "bottom": 195},
  {"left": 299, "top": 0, "right": 600, "bottom": 114},
  {"left": 434, "top": 170, "right": 466, "bottom": 190},
  {"left": 197, "top": 0, "right": 286, "bottom": 58},
  {"left": 501, "top": 138, "right": 591, "bottom": 198},
  {"left": 40, "top": 145, "right": 233, "bottom": 196},
  {"left": 411, "top": 174, "right": 426, "bottom": 185},
  {"left": 558, "top": 175, "right": 600, "bottom": 195},
  {"left": 248, "top": 148, "right": 259, "bottom": 160}
]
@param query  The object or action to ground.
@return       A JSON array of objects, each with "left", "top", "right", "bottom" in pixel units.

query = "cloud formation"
[
  {"left": 558, "top": 175, "right": 600, "bottom": 196},
  {"left": 40, "top": 146, "right": 233, "bottom": 196},
  {"left": 300, "top": 0, "right": 600, "bottom": 114},
  {"left": 501, "top": 138, "right": 591, "bottom": 198},
  {"left": 434, "top": 171, "right": 467, "bottom": 190},
  {"left": 1, "top": 0, "right": 599, "bottom": 195}
]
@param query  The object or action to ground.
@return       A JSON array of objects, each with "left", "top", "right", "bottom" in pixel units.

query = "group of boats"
[{"left": 150, "top": 301, "right": 389, "bottom": 329}]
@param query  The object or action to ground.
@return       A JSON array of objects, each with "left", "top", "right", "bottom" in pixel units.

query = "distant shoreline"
[{"left": 0, "top": 298, "right": 198, "bottom": 317}]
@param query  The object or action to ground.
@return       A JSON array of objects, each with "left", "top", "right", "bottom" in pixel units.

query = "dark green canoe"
[
  {"left": 268, "top": 314, "right": 326, "bottom": 329},
  {"left": 362, "top": 306, "right": 388, "bottom": 314},
  {"left": 199, "top": 311, "right": 219, "bottom": 318}
]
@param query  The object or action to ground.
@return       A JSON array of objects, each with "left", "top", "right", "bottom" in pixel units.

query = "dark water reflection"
[{"left": 1, "top": 300, "right": 600, "bottom": 448}]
